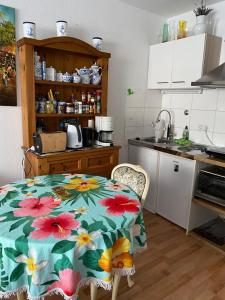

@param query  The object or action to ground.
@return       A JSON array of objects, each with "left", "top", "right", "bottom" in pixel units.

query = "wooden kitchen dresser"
[
  {"left": 25, "top": 146, "right": 120, "bottom": 178},
  {"left": 17, "top": 37, "right": 120, "bottom": 177}
]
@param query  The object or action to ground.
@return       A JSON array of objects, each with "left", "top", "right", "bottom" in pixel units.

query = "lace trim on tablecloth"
[{"left": 0, "top": 267, "right": 136, "bottom": 300}]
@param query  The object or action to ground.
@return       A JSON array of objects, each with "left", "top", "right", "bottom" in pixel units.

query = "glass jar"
[
  {"left": 66, "top": 103, "right": 74, "bottom": 113},
  {"left": 46, "top": 101, "right": 54, "bottom": 114},
  {"left": 39, "top": 100, "right": 46, "bottom": 113},
  {"left": 58, "top": 102, "right": 66, "bottom": 114}
]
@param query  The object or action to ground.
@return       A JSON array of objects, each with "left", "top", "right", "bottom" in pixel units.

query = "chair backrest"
[{"left": 111, "top": 163, "right": 150, "bottom": 206}]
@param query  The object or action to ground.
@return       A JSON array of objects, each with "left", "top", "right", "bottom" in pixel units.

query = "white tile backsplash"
[
  {"left": 217, "top": 89, "right": 225, "bottom": 111},
  {"left": 144, "top": 107, "right": 161, "bottom": 126},
  {"left": 125, "top": 108, "right": 145, "bottom": 127},
  {"left": 145, "top": 90, "right": 162, "bottom": 107},
  {"left": 159, "top": 89, "right": 225, "bottom": 146},
  {"left": 171, "top": 109, "right": 190, "bottom": 128},
  {"left": 125, "top": 93, "right": 145, "bottom": 108},
  {"left": 173, "top": 127, "right": 183, "bottom": 139},
  {"left": 213, "top": 133, "right": 225, "bottom": 147},
  {"left": 125, "top": 126, "right": 144, "bottom": 145},
  {"left": 171, "top": 94, "right": 193, "bottom": 110},
  {"left": 190, "top": 110, "right": 215, "bottom": 132},
  {"left": 143, "top": 125, "right": 155, "bottom": 137},
  {"left": 189, "top": 130, "right": 213, "bottom": 146},
  {"left": 125, "top": 88, "right": 225, "bottom": 147},
  {"left": 214, "top": 111, "right": 225, "bottom": 133},
  {"left": 192, "top": 90, "right": 218, "bottom": 111},
  {"left": 161, "top": 94, "right": 172, "bottom": 109}
]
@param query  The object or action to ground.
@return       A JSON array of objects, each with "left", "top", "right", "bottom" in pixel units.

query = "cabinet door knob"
[{"left": 174, "top": 164, "right": 179, "bottom": 172}]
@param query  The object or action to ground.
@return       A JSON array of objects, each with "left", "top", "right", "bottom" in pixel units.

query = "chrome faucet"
[{"left": 155, "top": 109, "right": 173, "bottom": 141}]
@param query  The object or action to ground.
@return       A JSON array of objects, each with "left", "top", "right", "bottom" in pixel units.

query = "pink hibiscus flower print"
[
  {"left": 13, "top": 197, "right": 61, "bottom": 218},
  {"left": 48, "top": 269, "right": 81, "bottom": 297},
  {"left": 31, "top": 213, "right": 80, "bottom": 239},
  {"left": 99, "top": 194, "right": 140, "bottom": 216}
]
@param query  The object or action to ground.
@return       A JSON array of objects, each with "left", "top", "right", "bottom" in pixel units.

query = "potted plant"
[{"left": 193, "top": 0, "right": 213, "bottom": 35}]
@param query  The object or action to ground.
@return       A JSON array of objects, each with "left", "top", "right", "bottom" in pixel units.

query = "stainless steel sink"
[{"left": 141, "top": 137, "right": 171, "bottom": 144}]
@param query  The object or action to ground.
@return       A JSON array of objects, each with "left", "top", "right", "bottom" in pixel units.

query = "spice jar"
[
  {"left": 39, "top": 100, "right": 46, "bottom": 113},
  {"left": 46, "top": 101, "right": 54, "bottom": 114},
  {"left": 58, "top": 101, "right": 66, "bottom": 113},
  {"left": 77, "top": 102, "right": 82, "bottom": 114},
  {"left": 66, "top": 103, "right": 74, "bottom": 113}
]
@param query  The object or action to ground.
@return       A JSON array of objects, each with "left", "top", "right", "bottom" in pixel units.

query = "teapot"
[
  {"left": 90, "top": 63, "right": 102, "bottom": 75},
  {"left": 92, "top": 73, "right": 102, "bottom": 85},
  {"left": 72, "top": 72, "right": 81, "bottom": 83},
  {"left": 76, "top": 67, "right": 91, "bottom": 77}
]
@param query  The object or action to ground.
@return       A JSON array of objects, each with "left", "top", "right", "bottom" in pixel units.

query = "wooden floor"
[{"left": 11, "top": 210, "right": 225, "bottom": 300}]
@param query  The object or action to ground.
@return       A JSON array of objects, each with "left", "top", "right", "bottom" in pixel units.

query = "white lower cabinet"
[
  {"left": 156, "top": 153, "right": 196, "bottom": 229},
  {"left": 128, "top": 144, "right": 158, "bottom": 213}
]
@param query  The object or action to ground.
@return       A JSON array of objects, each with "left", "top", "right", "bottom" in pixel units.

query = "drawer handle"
[
  {"left": 157, "top": 81, "right": 169, "bottom": 84},
  {"left": 172, "top": 81, "right": 185, "bottom": 83}
]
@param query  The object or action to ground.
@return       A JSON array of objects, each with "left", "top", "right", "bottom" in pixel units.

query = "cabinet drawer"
[
  {"left": 49, "top": 159, "right": 82, "bottom": 174},
  {"left": 87, "top": 154, "right": 112, "bottom": 168}
]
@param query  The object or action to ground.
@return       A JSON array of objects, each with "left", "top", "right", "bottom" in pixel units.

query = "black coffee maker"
[{"left": 82, "top": 127, "right": 95, "bottom": 147}]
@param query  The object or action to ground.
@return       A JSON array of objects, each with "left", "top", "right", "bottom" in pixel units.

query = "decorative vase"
[
  {"left": 177, "top": 20, "right": 187, "bottom": 39},
  {"left": 162, "top": 23, "right": 169, "bottom": 43},
  {"left": 194, "top": 15, "right": 208, "bottom": 35}
]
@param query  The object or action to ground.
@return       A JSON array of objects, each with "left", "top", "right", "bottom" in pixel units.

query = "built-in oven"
[{"left": 195, "top": 166, "right": 225, "bottom": 207}]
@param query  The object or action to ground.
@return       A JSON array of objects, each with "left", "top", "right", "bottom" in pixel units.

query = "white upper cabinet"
[
  {"left": 147, "top": 41, "right": 173, "bottom": 89},
  {"left": 147, "top": 34, "right": 222, "bottom": 89}
]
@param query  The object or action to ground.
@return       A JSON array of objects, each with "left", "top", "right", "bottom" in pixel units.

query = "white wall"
[
  {"left": 160, "top": 0, "right": 225, "bottom": 146},
  {"left": 0, "top": 0, "right": 164, "bottom": 184}
]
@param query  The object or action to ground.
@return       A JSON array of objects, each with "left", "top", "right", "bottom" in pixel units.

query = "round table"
[{"left": 0, "top": 174, "right": 147, "bottom": 300}]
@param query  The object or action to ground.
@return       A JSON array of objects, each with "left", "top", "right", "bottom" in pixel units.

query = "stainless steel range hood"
[{"left": 191, "top": 62, "right": 225, "bottom": 88}]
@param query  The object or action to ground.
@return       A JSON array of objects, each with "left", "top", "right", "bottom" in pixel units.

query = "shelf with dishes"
[
  {"left": 36, "top": 113, "right": 101, "bottom": 118},
  {"left": 35, "top": 80, "right": 102, "bottom": 90}
]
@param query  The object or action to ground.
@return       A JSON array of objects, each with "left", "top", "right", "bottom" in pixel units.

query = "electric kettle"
[{"left": 67, "top": 124, "right": 83, "bottom": 149}]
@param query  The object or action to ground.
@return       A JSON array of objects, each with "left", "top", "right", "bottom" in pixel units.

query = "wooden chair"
[{"left": 90, "top": 163, "right": 150, "bottom": 300}]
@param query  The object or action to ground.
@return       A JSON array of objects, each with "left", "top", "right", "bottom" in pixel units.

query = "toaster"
[{"left": 33, "top": 132, "right": 67, "bottom": 154}]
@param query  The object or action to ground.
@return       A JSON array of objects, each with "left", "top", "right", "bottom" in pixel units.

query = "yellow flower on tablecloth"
[
  {"left": 74, "top": 207, "right": 88, "bottom": 215},
  {"left": 64, "top": 178, "right": 99, "bottom": 192},
  {"left": 112, "top": 252, "right": 133, "bottom": 269},
  {"left": 26, "top": 178, "right": 40, "bottom": 187},
  {"left": 98, "top": 237, "right": 133, "bottom": 272},
  {"left": 98, "top": 248, "right": 112, "bottom": 272}
]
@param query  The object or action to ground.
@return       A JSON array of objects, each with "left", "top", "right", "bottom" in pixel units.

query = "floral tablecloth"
[{"left": 0, "top": 174, "right": 147, "bottom": 300}]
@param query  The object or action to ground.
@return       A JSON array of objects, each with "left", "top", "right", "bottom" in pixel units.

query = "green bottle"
[{"left": 182, "top": 126, "right": 189, "bottom": 140}]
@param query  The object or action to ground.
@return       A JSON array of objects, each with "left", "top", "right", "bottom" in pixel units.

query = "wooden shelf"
[
  {"left": 193, "top": 197, "right": 225, "bottom": 216},
  {"left": 35, "top": 80, "right": 102, "bottom": 89},
  {"left": 36, "top": 113, "right": 100, "bottom": 118}
]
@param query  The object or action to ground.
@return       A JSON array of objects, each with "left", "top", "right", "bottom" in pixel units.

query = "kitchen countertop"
[
  {"left": 128, "top": 138, "right": 198, "bottom": 160},
  {"left": 129, "top": 138, "right": 225, "bottom": 168}
]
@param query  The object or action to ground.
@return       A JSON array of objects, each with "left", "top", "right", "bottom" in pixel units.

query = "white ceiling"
[{"left": 121, "top": 0, "right": 224, "bottom": 17}]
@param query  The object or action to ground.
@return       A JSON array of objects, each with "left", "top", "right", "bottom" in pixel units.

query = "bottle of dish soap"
[{"left": 182, "top": 125, "right": 189, "bottom": 140}]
